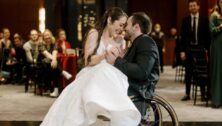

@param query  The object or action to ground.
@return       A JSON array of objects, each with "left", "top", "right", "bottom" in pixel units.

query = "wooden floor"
[{"left": 0, "top": 66, "right": 222, "bottom": 126}]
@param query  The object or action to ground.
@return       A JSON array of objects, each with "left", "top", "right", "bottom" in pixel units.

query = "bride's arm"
[
  {"left": 88, "top": 53, "right": 105, "bottom": 66},
  {"left": 84, "top": 29, "right": 105, "bottom": 66}
]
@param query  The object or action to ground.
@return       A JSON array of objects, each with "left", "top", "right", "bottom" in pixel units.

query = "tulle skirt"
[{"left": 40, "top": 62, "right": 141, "bottom": 126}]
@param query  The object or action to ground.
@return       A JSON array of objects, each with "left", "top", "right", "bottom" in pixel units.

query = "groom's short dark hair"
[{"left": 131, "top": 12, "right": 152, "bottom": 34}]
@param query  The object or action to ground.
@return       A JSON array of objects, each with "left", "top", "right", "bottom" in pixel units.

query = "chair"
[
  {"left": 24, "top": 63, "right": 44, "bottom": 95},
  {"left": 191, "top": 48, "right": 209, "bottom": 106},
  {"left": 174, "top": 63, "right": 185, "bottom": 83}
]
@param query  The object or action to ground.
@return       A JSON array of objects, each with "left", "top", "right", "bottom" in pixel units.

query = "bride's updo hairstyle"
[{"left": 84, "top": 7, "right": 127, "bottom": 65}]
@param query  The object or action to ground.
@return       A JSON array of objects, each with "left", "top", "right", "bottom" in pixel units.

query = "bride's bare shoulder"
[{"left": 88, "top": 29, "right": 98, "bottom": 36}]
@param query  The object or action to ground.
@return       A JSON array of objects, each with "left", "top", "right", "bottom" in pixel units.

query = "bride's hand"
[
  {"left": 110, "top": 46, "right": 120, "bottom": 57},
  {"left": 110, "top": 46, "right": 126, "bottom": 58},
  {"left": 106, "top": 50, "right": 117, "bottom": 65}
]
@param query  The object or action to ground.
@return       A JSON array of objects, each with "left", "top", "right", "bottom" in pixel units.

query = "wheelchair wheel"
[
  {"left": 131, "top": 95, "right": 179, "bottom": 126},
  {"left": 151, "top": 95, "right": 179, "bottom": 126},
  {"left": 131, "top": 97, "right": 161, "bottom": 126}
]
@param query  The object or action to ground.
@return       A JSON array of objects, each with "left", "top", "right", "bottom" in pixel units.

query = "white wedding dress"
[{"left": 40, "top": 41, "right": 141, "bottom": 126}]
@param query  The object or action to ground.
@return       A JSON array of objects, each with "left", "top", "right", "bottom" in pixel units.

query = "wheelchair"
[{"left": 131, "top": 94, "right": 179, "bottom": 126}]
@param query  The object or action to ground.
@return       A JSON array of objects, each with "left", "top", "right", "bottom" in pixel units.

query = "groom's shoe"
[
  {"left": 139, "top": 119, "right": 149, "bottom": 126},
  {"left": 181, "top": 95, "right": 190, "bottom": 101}
]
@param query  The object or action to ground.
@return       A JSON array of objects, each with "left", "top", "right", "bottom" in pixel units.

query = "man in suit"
[
  {"left": 106, "top": 12, "right": 160, "bottom": 118},
  {"left": 180, "top": 0, "right": 211, "bottom": 101}
]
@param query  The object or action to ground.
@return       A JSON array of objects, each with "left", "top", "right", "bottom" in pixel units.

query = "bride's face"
[{"left": 108, "top": 16, "right": 127, "bottom": 38}]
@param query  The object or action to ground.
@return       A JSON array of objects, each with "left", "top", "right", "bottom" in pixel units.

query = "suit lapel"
[
  {"left": 123, "top": 34, "right": 143, "bottom": 60},
  {"left": 124, "top": 42, "right": 134, "bottom": 60}
]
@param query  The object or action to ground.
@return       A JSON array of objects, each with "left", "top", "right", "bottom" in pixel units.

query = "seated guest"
[
  {"left": 0, "top": 28, "right": 15, "bottom": 83},
  {"left": 56, "top": 29, "right": 71, "bottom": 55},
  {"left": 23, "top": 29, "right": 55, "bottom": 94},
  {"left": 41, "top": 29, "right": 61, "bottom": 97},
  {"left": 12, "top": 33, "right": 27, "bottom": 83}
]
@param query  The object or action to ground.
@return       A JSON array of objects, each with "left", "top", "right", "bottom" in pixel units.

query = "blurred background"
[{"left": 0, "top": 0, "right": 216, "bottom": 59}]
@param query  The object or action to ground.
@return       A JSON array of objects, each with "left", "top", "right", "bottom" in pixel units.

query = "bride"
[{"left": 40, "top": 7, "right": 141, "bottom": 126}]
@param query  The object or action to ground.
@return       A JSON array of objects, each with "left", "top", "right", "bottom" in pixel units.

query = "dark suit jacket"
[
  {"left": 114, "top": 34, "right": 159, "bottom": 99},
  {"left": 180, "top": 15, "right": 211, "bottom": 52}
]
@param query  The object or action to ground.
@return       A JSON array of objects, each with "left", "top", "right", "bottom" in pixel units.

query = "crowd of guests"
[
  {"left": 1, "top": 0, "right": 222, "bottom": 108},
  {"left": 0, "top": 28, "right": 73, "bottom": 97},
  {"left": 150, "top": 0, "right": 222, "bottom": 108}
]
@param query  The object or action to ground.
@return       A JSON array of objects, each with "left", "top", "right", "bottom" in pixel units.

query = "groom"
[{"left": 106, "top": 12, "right": 160, "bottom": 116}]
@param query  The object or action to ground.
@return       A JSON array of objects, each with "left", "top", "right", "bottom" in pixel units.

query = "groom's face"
[{"left": 124, "top": 16, "right": 134, "bottom": 40}]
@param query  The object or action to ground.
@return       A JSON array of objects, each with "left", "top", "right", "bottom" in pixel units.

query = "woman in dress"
[
  {"left": 41, "top": 29, "right": 61, "bottom": 97},
  {"left": 56, "top": 29, "right": 71, "bottom": 55},
  {"left": 209, "top": 0, "right": 222, "bottom": 108},
  {"left": 40, "top": 7, "right": 141, "bottom": 126}
]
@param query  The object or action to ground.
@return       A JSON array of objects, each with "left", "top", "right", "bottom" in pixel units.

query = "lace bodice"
[
  {"left": 96, "top": 41, "right": 112, "bottom": 63},
  {"left": 96, "top": 40, "right": 112, "bottom": 55}
]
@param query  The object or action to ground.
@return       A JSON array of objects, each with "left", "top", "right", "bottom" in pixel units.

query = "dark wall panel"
[
  {"left": 0, "top": 0, "right": 39, "bottom": 40},
  {"left": 97, "top": 0, "right": 128, "bottom": 17},
  {"left": 45, "top": 0, "right": 62, "bottom": 36},
  {"left": 128, "top": 0, "right": 177, "bottom": 35},
  {"left": 45, "top": 0, "right": 80, "bottom": 48},
  {"left": 66, "top": 0, "right": 78, "bottom": 48}
]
